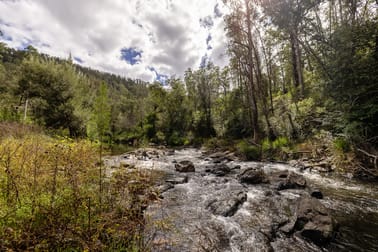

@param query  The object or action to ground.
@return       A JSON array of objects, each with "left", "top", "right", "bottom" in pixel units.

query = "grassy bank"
[{"left": 0, "top": 127, "right": 162, "bottom": 251}]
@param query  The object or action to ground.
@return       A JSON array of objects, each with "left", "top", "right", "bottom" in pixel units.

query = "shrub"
[
  {"left": 262, "top": 138, "right": 272, "bottom": 153},
  {"left": 333, "top": 137, "right": 350, "bottom": 153},
  {"left": 236, "top": 140, "right": 260, "bottom": 160},
  {"left": 272, "top": 137, "right": 289, "bottom": 149},
  {"left": 0, "top": 134, "right": 162, "bottom": 251},
  {"left": 261, "top": 137, "right": 291, "bottom": 160},
  {"left": 167, "top": 131, "right": 185, "bottom": 146}
]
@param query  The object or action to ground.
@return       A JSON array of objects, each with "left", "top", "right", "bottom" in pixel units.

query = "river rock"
[
  {"left": 166, "top": 149, "right": 175, "bottom": 156},
  {"left": 166, "top": 176, "right": 188, "bottom": 185},
  {"left": 120, "top": 161, "right": 135, "bottom": 169},
  {"left": 269, "top": 170, "right": 306, "bottom": 190},
  {"left": 175, "top": 160, "right": 195, "bottom": 172},
  {"left": 210, "top": 152, "right": 235, "bottom": 163},
  {"left": 294, "top": 195, "right": 334, "bottom": 245},
  {"left": 232, "top": 165, "right": 241, "bottom": 170},
  {"left": 206, "top": 191, "right": 247, "bottom": 217},
  {"left": 157, "top": 183, "right": 174, "bottom": 195},
  {"left": 239, "top": 167, "right": 267, "bottom": 184},
  {"left": 310, "top": 189, "right": 323, "bottom": 199},
  {"left": 205, "top": 164, "right": 231, "bottom": 176}
]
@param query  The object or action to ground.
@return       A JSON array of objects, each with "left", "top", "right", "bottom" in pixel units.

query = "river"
[{"left": 106, "top": 148, "right": 378, "bottom": 252}]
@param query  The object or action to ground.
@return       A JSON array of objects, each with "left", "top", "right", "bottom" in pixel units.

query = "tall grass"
[{"left": 0, "top": 127, "right": 161, "bottom": 251}]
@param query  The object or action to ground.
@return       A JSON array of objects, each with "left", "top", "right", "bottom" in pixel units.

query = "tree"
[
  {"left": 325, "top": 5, "right": 378, "bottom": 141},
  {"left": 262, "top": 0, "right": 320, "bottom": 99},
  {"left": 90, "top": 81, "right": 111, "bottom": 205},
  {"left": 164, "top": 78, "right": 190, "bottom": 145},
  {"left": 91, "top": 82, "right": 111, "bottom": 143},
  {"left": 224, "top": 0, "right": 274, "bottom": 142},
  {"left": 184, "top": 63, "right": 218, "bottom": 138},
  {"left": 17, "top": 55, "right": 81, "bottom": 135}
]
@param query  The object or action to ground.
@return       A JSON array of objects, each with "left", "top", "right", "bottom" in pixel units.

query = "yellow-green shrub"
[{"left": 0, "top": 134, "right": 161, "bottom": 251}]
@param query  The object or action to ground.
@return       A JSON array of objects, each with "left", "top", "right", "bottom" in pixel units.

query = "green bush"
[
  {"left": 272, "top": 137, "right": 289, "bottom": 149},
  {"left": 167, "top": 131, "right": 185, "bottom": 146},
  {"left": 333, "top": 137, "right": 350, "bottom": 152},
  {"left": 236, "top": 140, "right": 261, "bottom": 160},
  {"left": 261, "top": 137, "right": 291, "bottom": 160},
  {"left": 262, "top": 138, "right": 272, "bottom": 152}
]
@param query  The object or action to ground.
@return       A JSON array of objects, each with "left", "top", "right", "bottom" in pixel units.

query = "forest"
[{"left": 0, "top": 0, "right": 377, "bottom": 251}]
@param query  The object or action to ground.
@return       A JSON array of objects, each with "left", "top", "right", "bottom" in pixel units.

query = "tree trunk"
[
  {"left": 290, "top": 29, "right": 304, "bottom": 99},
  {"left": 245, "top": 0, "right": 261, "bottom": 142},
  {"left": 376, "top": 0, "right": 378, "bottom": 59}
]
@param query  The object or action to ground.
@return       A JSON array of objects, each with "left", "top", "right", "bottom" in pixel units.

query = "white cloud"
[{"left": 0, "top": 0, "right": 229, "bottom": 82}]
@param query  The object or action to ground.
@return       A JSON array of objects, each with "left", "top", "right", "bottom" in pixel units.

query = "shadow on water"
[{"left": 304, "top": 174, "right": 378, "bottom": 252}]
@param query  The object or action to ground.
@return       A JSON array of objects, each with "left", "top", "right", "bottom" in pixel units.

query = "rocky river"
[{"left": 105, "top": 148, "right": 378, "bottom": 252}]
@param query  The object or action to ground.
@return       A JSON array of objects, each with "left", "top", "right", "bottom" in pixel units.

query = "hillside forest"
[{"left": 0, "top": 0, "right": 377, "bottom": 250}]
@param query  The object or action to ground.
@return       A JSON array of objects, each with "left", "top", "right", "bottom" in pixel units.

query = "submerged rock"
[
  {"left": 166, "top": 176, "right": 188, "bottom": 185},
  {"left": 206, "top": 191, "right": 247, "bottom": 217},
  {"left": 175, "top": 160, "right": 195, "bottom": 172}
]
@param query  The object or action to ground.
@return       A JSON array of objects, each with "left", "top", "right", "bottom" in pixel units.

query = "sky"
[{"left": 0, "top": 0, "right": 230, "bottom": 83}]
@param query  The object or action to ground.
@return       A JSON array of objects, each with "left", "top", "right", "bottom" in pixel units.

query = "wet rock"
[
  {"left": 312, "top": 161, "right": 332, "bottom": 173},
  {"left": 166, "top": 176, "right": 188, "bottom": 185},
  {"left": 206, "top": 191, "right": 247, "bottom": 217},
  {"left": 166, "top": 149, "right": 175, "bottom": 156},
  {"left": 205, "top": 164, "right": 231, "bottom": 176},
  {"left": 157, "top": 183, "right": 174, "bottom": 194},
  {"left": 279, "top": 218, "right": 297, "bottom": 234},
  {"left": 310, "top": 189, "right": 323, "bottom": 199},
  {"left": 232, "top": 165, "right": 241, "bottom": 170},
  {"left": 239, "top": 168, "right": 267, "bottom": 184},
  {"left": 294, "top": 196, "right": 334, "bottom": 246},
  {"left": 210, "top": 152, "right": 234, "bottom": 163},
  {"left": 270, "top": 170, "right": 306, "bottom": 190},
  {"left": 120, "top": 161, "right": 135, "bottom": 169},
  {"left": 212, "top": 158, "right": 224, "bottom": 164},
  {"left": 175, "top": 160, "right": 195, "bottom": 172}
]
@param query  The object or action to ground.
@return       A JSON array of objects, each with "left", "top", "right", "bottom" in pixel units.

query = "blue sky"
[
  {"left": 0, "top": 0, "right": 229, "bottom": 82},
  {"left": 120, "top": 47, "right": 142, "bottom": 65}
]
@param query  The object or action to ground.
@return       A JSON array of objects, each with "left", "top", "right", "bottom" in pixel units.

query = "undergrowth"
[{"left": 0, "top": 129, "right": 163, "bottom": 251}]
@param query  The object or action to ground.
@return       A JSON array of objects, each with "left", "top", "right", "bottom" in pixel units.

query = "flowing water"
[{"left": 106, "top": 148, "right": 378, "bottom": 252}]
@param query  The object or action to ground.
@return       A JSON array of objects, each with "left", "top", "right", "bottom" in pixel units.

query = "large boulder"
[
  {"left": 239, "top": 168, "right": 267, "bottom": 184},
  {"left": 175, "top": 160, "right": 195, "bottom": 172},
  {"left": 205, "top": 164, "right": 231, "bottom": 176},
  {"left": 294, "top": 196, "right": 335, "bottom": 245},
  {"left": 206, "top": 191, "right": 247, "bottom": 217}
]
